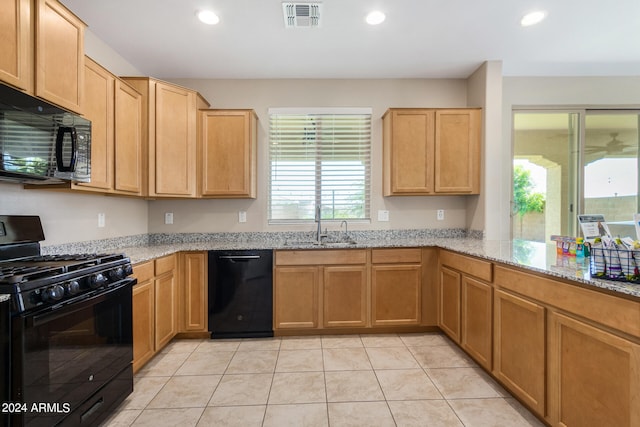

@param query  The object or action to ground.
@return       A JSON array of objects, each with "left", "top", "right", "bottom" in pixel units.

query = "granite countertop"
[{"left": 41, "top": 230, "right": 640, "bottom": 300}]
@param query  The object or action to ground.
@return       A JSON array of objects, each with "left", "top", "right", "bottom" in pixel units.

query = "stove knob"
[
  {"left": 89, "top": 273, "right": 107, "bottom": 288},
  {"left": 42, "top": 285, "right": 64, "bottom": 302},
  {"left": 123, "top": 264, "right": 133, "bottom": 276},
  {"left": 109, "top": 266, "right": 125, "bottom": 281},
  {"left": 65, "top": 280, "right": 81, "bottom": 295}
]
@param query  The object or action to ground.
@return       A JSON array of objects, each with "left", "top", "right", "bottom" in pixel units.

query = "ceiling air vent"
[{"left": 282, "top": 2, "right": 322, "bottom": 28}]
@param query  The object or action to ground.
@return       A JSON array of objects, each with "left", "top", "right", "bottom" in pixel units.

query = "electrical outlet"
[
  {"left": 378, "top": 210, "right": 390, "bottom": 222},
  {"left": 98, "top": 213, "right": 105, "bottom": 228},
  {"left": 164, "top": 212, "right": 174, "bottom": 225},
  {"left": 437, "top": 209, "right": 445, "bottom": 221},
  {"left": 238, "top": 211, "right": 247, "bottom": 223}
]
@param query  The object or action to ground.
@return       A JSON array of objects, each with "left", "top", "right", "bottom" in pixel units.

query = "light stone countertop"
[{"left": 41, "top": 230, "right": 640, "bottom": 300}]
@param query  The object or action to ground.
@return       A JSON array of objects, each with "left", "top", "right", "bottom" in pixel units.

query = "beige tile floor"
[{"left": 100, "top": 333, "right": 544, "bottom": 427}]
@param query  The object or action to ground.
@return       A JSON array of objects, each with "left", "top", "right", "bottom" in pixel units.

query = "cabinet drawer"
[
  {"left": 372, "top": 248, "right": 421, "bottom": 264},
  {"left": 439, "top": 250, "right": 492, "bottom": 282},
  {"left": 275, "top": 249, "right": 367, "bottom": 266},
  {"left": 155, "top": 254, "right": 176, "bottom": 275},
  {"left": 132, "top": 260, "right": 154, "bottom": 283}
]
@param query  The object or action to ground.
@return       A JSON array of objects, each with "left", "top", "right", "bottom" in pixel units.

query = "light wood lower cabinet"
[
  {"left": 154, "top": 254, "right": 177, "bottom": 350},
  {"left": 548, "top": 311, "right": 640, "bottom": 427},
  {"left": 324, "top": 265, "right": 368, "bottom": 328},
  {"left": 131, "top": 261, "right": 155, "bottom": 373},
  {"left": 493, "top": 288, "right": 546, "bottom": 418},
  {"left": 371, "top": 248, "right": 422, "bottom": 326},
  {"left": 274, "top": 249, "right": 369, "bottom": 331},
  {"left": 179, "top": 252, "right": 208, "bottom": 333},
  {"left": 461, "top": 276, "right": 492, "bottom": 370},
  {"left": 438, "top": 266, "right": 461, "bottom": 341},
  {"left": 274, "top": 266, "right": 319, "bottom": 329},
  {"left": 438, "top": 250, "right": 493, "bottom": 369},
  {"left": 131, "top": 254, "right": 177, "bottom": 372}
]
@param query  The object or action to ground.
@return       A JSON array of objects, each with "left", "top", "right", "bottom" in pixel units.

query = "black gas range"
[{"left": 0, "top": 215, "right": 135, "bottom": 427}]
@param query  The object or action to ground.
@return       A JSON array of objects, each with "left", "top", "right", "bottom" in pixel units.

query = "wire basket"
[{"left": 589, "top": 245, "right": 639, "bottom": 282}]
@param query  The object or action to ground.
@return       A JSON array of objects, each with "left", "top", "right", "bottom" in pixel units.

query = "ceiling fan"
[{"left": 584, "top": 132, "right": 636, "bottom": 155}]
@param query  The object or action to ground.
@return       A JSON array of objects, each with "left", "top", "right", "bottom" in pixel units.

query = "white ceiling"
[{"left": 60, "top": 0, "right": 640, "bottom": 79}]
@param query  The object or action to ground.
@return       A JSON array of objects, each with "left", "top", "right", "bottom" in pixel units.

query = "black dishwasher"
[{"left": 208, "top": 250, "right": 273, "bottom": 339}]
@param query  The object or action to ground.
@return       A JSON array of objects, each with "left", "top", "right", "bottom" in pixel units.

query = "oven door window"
[{"left": 15, "top": 283, "right": 132, "bottom": 425}]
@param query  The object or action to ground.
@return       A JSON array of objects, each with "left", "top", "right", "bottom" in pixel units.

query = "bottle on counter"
[{"left": 576, "top": 237, "right": 585, "bottom": 258}]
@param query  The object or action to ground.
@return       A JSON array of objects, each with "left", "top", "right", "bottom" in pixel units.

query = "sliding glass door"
[{"left": 512, "top": 110, "right": 640, "bottom": 241}]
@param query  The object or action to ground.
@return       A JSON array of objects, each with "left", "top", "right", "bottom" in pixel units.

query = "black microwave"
[{"left": 0, "top": 83, "right": 91, "bottom": 184}]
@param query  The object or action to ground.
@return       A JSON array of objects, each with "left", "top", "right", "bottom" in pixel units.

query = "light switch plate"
[
  {"left": 98, "top": 213, "right": 105, "bottom": 228},
  {"left": 164, "top": 212, "right": 174, "bottom": 225},
  {"left": 378, "top": 210, "right": 390, "bottom": 222},
  {"left": 239, "top": 211, "right": 247, "bottom": 223}
]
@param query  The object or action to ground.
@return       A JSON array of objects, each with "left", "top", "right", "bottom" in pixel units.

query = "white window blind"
[{"left": 269, "top": 108, "right": 371, "bottom": 222}]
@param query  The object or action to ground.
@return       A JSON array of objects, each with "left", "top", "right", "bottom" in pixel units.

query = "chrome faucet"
[
  {"left": 340, "top": 220, "right": 348, "bottom": 238},
  {"left": 315, "top": 205, "right": 326, "bottom": 243}
]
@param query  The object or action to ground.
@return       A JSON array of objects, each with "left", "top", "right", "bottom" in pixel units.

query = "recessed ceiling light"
[
  {"left": 197, "top": 10, "right": 220, "bottom": 25},
  {"left": 366, "top": 10, "right": 386, "bottom": 25},
  {"left": 520, "top": 10, "right": 546, "bottom": 27}
]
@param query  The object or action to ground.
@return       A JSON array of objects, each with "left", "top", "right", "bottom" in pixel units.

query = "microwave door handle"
[{"left": 55, "top": 126, "right": 77, "bottom": 172}]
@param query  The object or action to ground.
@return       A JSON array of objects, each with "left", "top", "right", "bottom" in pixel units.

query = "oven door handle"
[{"left": 27, "top": 281, "right": 132, "bottom": 327}]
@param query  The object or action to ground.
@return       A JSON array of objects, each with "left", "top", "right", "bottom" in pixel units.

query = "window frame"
[{"left": 268, "top": 107, "right": 372, "bottom": 225}]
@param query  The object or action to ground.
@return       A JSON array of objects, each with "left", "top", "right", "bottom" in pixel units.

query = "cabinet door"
[
  {"left": 0, "top": 0, "right": 32, "bottom": 91},
  {"left": 114, "top": 80, "right": 143, "bottom": 195},
  {"left": 461, "top": 276, "right": 492, "bottom": 370},
  {"left": 152, "top": 82, "right": 196, "bottom": 197},
  {"left": 383, "top": 109, "right": 435, "bottom": 195},
  {"left": 493, "top": 289, "right": 545, "bottom": 417},
  {"left": 154, "top": 269, "right": 177, "bottom": 351},
  {"left": 548, "top": 312, "right": 640, "bottom": 427},
  {"left": 200, "top": 110, "right": 257, "bottom": 198},
  {"left": 434, "top": 109, "right": 481, "bottom": 194},
  {"left": 274, "top": 266, "right": 319, "bottom": 329},
  {"left": 74, "top": 57, "right": 114, "bottom": 192},
  {"left": 323, "top": 265, "right": 367, "bottom": 328},
  {"left": 35, "top": 0, "right": 84, "bottom": 113},
  {"left": 371, "top": 264, "right": 421, "bottom": 326},
  {"left": 180, "top": 252, "right": 207, "bottom": 333},
  {"left": 132, "top": 279, "right": 154, "bottom": 373},
  {"left": 438, "top": 266, "right": 461, "bottom": 341}
]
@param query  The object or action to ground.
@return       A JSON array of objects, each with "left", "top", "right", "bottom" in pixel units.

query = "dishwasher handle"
[{"left": 218, "top": 255, "right": 261, "bottom": 262}]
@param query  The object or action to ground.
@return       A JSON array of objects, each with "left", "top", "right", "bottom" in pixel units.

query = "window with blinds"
[{"left": 269, "top": 108, "right": 371, "bottom": 222}]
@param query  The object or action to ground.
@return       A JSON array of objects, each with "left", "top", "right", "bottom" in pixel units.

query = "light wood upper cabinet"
[
  {"left": 35, "top": 0, "right": 84, "bottom": 113},
  {"left": 121, "top": 77, "right": 209, "bottom": 198},
  {"left": 383, "top": 108, "right": 481, "bottom": 196},
  {"left": 114, "top": 79, "right": 143, "bottom": 195},
  {"left": 434, "top": 109, "right": 481, "bottom": 193},
  {"left": 383, "top": 109, "right": 435, "bottom": 194},
  {"left": 1, "top": 0, "right": 85, "bottom": 112},
  {"left": 73, "top": 57, "right": 114, "bottom": 192},
  {"left": 199, "top": 109, "right": 258, "bottom": 198},
  {"left": 0, "top": 0, "right": 33, "bottom": 92}
]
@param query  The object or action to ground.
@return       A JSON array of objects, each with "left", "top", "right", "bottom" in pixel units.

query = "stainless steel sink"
[{"left": 284, "top": 238, "right": 357, "bottom": 248}]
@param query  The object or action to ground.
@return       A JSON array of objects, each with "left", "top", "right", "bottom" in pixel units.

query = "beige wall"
[
  {"left": 149, "top": 78, "right": 472, "bottom": 234},
  {"left": 0, "top": 182, "right": 148, "bottom": 246}
]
